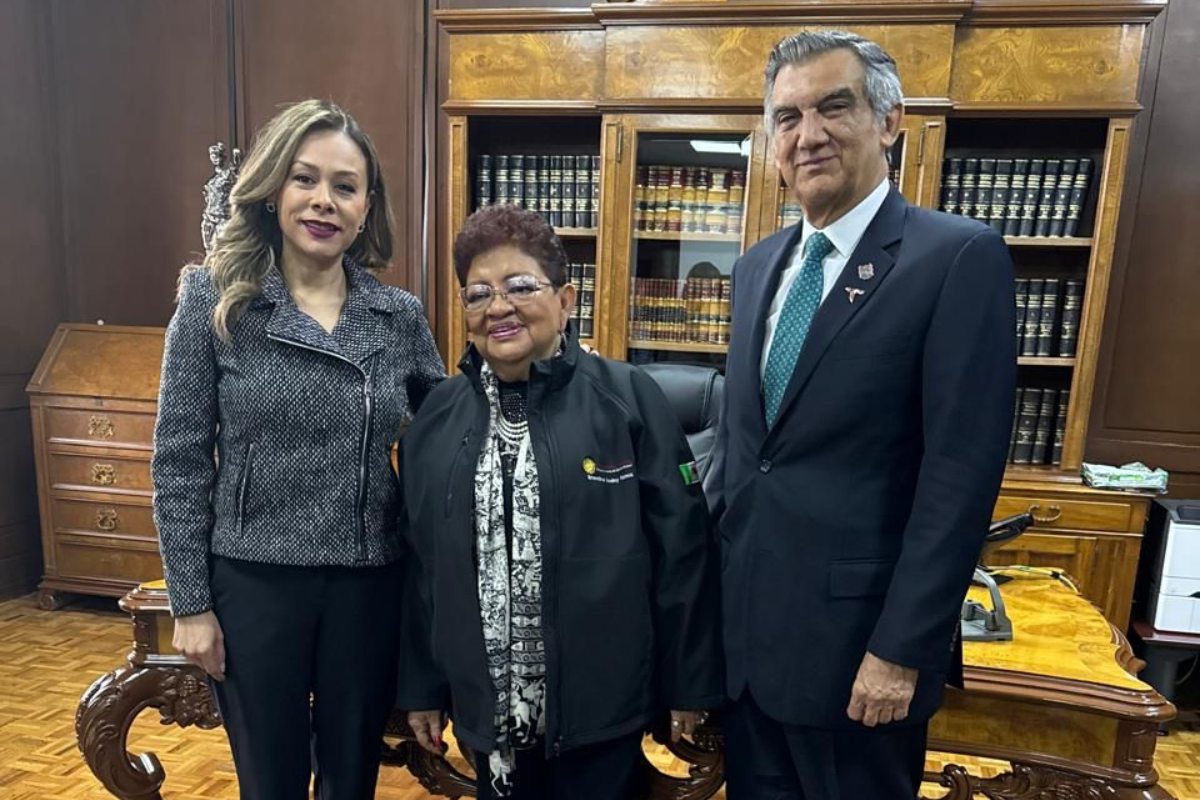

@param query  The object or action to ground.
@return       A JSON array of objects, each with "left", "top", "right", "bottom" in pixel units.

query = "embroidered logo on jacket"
[{"left": 582, "top": 457, "right": 635, "bottom": 484}]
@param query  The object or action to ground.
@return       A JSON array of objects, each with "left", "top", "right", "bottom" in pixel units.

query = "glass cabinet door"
[{"left": 600, "top": 114, "right": 768, "bottom": 369}]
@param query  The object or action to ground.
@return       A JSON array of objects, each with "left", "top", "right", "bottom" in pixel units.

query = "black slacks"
[
  {"left": 209, "top": 555, "right": 403, "bottom": 800},
  {"left": 723, "top": 691, "right": 927, "bottom": 800},
  {"left": 473, "top": 731, "right": 647, "bottom": 800}
]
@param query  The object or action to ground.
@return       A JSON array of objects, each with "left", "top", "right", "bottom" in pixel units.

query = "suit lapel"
[
  {"left": 768, "top": 189, "right": 908, "bottom": 435},
  {"left": 745, "top": 224, "right": 804, "bottom": 427}
]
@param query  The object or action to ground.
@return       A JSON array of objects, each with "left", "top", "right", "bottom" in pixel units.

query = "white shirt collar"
[{"left": 799, "top": 178, "right": 891, "bottom": 260}]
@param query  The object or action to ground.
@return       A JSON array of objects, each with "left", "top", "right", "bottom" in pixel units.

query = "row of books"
[
  {"left": 475, "top": 154, "right": 601, "bottom": 230},
  {"left": 635, "top": 166, "right": 745, "bottom": 235},
  {"left": 567, "top": 262, "right": 597, "bottom": 339},
  {"left": 629, "top": 277, "right": 732, "bottom": 345},
  {"left": 940, "top": 157, "right": 1094, "bottom": 238},
  {"left": 1017, "top": 278, "right": 1083, "bottom": 359},
  {"left": 1008, "top": 387, "right": 1069, "bottom": 466},
  {"left": 777, "top": 166, "right": 900, "bottom": 229}
]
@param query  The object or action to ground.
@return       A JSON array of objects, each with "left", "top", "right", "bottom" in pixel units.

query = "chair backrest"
[{"left": 637, "top": 362, "right": 724, "bottom": 477}]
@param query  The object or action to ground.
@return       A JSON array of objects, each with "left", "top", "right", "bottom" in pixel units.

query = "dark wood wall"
[{"left": 1086, "top": 0, "right": 1200, "bottom": 499}]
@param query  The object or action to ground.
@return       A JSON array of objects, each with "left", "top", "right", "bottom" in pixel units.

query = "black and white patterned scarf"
[{"left": 475, "top": 362, "right": 547, "bottom": 794}]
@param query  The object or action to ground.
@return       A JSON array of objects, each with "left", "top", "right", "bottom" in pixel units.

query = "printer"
[{"left": 1144, "top": 499, "right": 1200, "bottom": 634}]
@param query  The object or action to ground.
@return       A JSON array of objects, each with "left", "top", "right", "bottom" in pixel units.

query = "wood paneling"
[
  {"left": 0, "top": 0, "right": 65, "bottom": 598},
  {"left": 1088, "top": 0, "right": 1200, "bottom": 498},
  {"left": 234, "top": 0, "right": 427, "bottom": 297},
  {"left": 49, "top": 0, "right": 231, "bottom": 327},
  {"left": 605, "top": 24, "right": 956, "bottom": 103},
  {"left": 950, "top": 25, "right": 1144, "bottom": 105},
  {"left": 448, "top": 31, "right": 606, "bottom": 103}
]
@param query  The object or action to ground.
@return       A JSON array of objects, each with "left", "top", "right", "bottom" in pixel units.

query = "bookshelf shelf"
[
  {"left": 1003, "top": 464, "right": 1082, "bottom": 484},
  {"left": 627, "top": 339, "right": 728, "bottom": 354},
  {"left": 556, "top": 227, "right": 598, "bottom": 238},
  {"left": 1004, "top": 236, "right": 1093, "bottom": 248},
  {"left": 1018, "top": 357, "right": 1077, "bottom": 367},
  {"left": 634, "top": 231, "right": 741, "bottom": 243}
]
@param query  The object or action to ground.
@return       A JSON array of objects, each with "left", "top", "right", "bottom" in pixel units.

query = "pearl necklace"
[{"left": 496, "top": 412, "right": 528, "bottom": 449}]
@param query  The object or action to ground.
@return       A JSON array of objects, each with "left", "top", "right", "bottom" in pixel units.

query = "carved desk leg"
[
  {"left": 923, "top": 763, "right": 1176, "bottom": 800},
  {"left": 643, "top": 721, "right": 725, "bottom": 800},
  {"left": 381, "top": 709, "right": 476, "bottom": 798},
  {"left": 76, "top": 665, "right": 221, "bottom": 800}
]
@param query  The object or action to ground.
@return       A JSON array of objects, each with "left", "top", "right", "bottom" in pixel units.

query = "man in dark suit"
[{"left": 705, "top": 31, "right": 1016, "bottom": 798}]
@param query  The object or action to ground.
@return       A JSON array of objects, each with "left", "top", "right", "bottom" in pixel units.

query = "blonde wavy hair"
[{"left": 184, "top": 99, "right": 396, "bottom": 341}]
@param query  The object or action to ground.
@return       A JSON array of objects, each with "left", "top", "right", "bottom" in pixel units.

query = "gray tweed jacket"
[{"left": 152, "top": 261, "right": 445, "bottom": 616}]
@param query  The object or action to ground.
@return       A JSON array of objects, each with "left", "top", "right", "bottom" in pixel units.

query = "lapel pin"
[
  {"left": 845, "top": 287, "right": 866, "bottom": 304},
  {"left": 857, "top": 263, "right": 875, "bottom": 280}
]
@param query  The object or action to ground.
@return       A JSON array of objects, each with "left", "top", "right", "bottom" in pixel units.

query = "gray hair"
[{"left": 763, "top": 31, "right": 904, "bottom": 134}]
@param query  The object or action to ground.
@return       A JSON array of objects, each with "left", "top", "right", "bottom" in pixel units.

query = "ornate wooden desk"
[{"left": 77, "top": 576, "right": 1175, "bottom": 799}]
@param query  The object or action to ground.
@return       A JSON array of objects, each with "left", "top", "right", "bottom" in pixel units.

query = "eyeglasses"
[{"left": 460, "top": 275, "right": 558, "bottom": 312}]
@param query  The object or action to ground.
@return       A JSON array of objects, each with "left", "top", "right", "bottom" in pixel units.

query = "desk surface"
[{"left": 964, "top": 573, "right": 1145, "bottom": 691}]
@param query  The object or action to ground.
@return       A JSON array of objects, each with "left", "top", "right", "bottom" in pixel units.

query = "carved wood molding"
[
  {"left": 75, "top": 665, "right": 221, "bottom": 800},
  {"left": 592, "top": 2, "right": 974, "bottom": 26},
  {"left": 922, "top": 762, "right": 1175, "bottom": 799},
  {"left": 960, "top": 666, "right": 1173, "bottom": 720},
  {"left": 435, "top": 9, "right": 602, "bottom": 33},
  {"left": 965, "top": 0, "right": 1167, "bottom": 26}
]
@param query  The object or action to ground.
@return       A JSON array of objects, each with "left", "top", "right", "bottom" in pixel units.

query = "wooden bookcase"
[{"left": 435, "top": 0, "right": 1164, "bottom": 629}]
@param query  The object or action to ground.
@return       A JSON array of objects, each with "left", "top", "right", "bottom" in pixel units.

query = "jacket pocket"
[
  {"left": 236, "top": 442, "right": 255, "bottom": 536},
  {"left": 444, "top": 434, "right": 471, "bottom": 518},
  {"left": 828, "top": 557, "right": 897, "bottom": 598}
]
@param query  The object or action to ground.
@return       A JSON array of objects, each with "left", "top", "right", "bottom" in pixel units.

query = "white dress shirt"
[{"left": 760, "top": 178, "right": 891, "bottom": 383}]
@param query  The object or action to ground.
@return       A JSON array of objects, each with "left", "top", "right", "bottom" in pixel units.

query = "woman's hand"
[
  {"left": 173, "top": 610, "right": 226, "bottom": 681},
  {"left": 407, "top": 710, "right": 447, "bottom": 755},
  {"left": 669, "top": 709, "right": 707, "bottom": 743}
]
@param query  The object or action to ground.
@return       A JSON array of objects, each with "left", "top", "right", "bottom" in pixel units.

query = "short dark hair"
[{"left": 453, "top": 205, "right": 568, "bottom": 288}]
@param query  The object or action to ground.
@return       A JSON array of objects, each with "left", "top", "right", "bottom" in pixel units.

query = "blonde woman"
[{"left": 152, "top": 99, "right": 444, "bottom": 799}]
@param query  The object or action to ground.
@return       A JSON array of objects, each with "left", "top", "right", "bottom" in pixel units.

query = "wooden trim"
[
  {"left": 951, "top": 102, "right": 1143, "bottom": 117},
  {"left": 958, "top": 665, "right": 1171, "bottom": 720},
  {"left": 628, "top": 340, "right": 729, "bottom": 355},
  {"left": 441, "top": 100, "right": 600, "bottom": 115},
  {"left": 598, "top": 116, "right": 633, "bottom": 357},
  {"left": 1063, "top": 118, "right": 1132, "bottom": 471},
  {"left": 435, "top": 9, "right": 601, "bottom": 33},
  {"left": 444, "top": 116, "right": 468, "bottom": 372},
  {"left": 29, "top": 403, "right": 56, "bottom": 578},
  {"left": 964, "top": 0, "right": 1167, "bottom": 27},
  {"left": 592, "top": 1, "right": 973, "bottom": 26}
]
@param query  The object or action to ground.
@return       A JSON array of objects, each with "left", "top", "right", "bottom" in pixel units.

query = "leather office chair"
[{"left": 637, "top": 362, "right": 724, "bottom": 478}]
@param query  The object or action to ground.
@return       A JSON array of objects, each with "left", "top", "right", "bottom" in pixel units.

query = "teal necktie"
[{"left": 763, "top": 232, "right": 834, "bottom": 426}]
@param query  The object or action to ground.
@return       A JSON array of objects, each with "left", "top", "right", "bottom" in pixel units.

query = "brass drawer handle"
[
  {"left": 95, "top": 509, "right": 119, "bottom": 531},
  {"left": 88, "top": 415, "right": 114, "bottom": 438},
  {"left": 1028, "top": 503, "right": 1062, "bottom": 525},
  {"left": 91, "top": 464, "right": 117, "bottom": 486}
]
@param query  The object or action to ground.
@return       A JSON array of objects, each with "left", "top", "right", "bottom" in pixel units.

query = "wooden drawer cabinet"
[
  {"left": 27, "top": 325, "right": 166, "bottom": 609},
  {"left": 993, "top": 480, "right": 1153, "bottom": 630}
]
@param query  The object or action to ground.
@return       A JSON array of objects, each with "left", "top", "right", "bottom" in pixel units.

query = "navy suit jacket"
[{"left": 706, "top": 188, "right": 1016, "bottom": 729}]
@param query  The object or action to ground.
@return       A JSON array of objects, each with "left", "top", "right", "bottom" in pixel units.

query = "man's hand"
[
  {"left": 407, "top": 710, "right": 447, "bottom": 755},
  {"left": 846, "top": 651, "right": 917, "bottom": 727},
  {"left": 173, "top": 610, "right": 226, "bottom": 681}
]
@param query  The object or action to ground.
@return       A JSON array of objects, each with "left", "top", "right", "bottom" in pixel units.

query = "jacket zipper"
[
  {"left": 534, "top": 404, "right": 566, "bottom": 758},
  {"left": 237, "top": 442, "right": 255, "bottom": 535},
  {"left": 266, "top": 333, "right": 374, "bottom": 562}
]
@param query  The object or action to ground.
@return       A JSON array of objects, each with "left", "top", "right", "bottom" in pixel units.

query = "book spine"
[
  {"left": 1051, "top": 390, "right": 1070, "bottom": 466},
  {"left": 1014, "top": 278, "right": 1029, "bottom": 355},
  {"left": 975, "top": 158, "right": 996, "bottom": 222},
  {"left": 510, "top": 155, "right": 526, "bottom": 210},
  {"left": 1058, "top": 280, "right": 1084, "bottom": 358},
  {"left": 1019, "top": 159, "right": 1044, "bottom": 237},
  {"left": 476, "top": 154, "right": 493, "bottom": 210},
  {"left": 1012, "top": 387, "right": 1041, "bottom": 465},
  {"left": 1030, "top": 388, "right": 1057, "bottom": 465},
  {"left": 990, "top": 159, "right": 1011, "bottom": 233},
  {"left": 1049, "top": 159, "right": 1076, "bottom": 237},
  {"left": 538, "top": 155, "right": 551, "bottom": 220},
  {"left": 1034, "top": 159, "right": 1061, "bottom": 237},
  {"left": 580, "top": 261, "right": 595, "bottom": 338},
  {"left": 590, "top": 155, "right": 601, "bottom": 230},
  {"left": 959, "top": 158, "right": 979, "bottom": 220},
  {"left": 1008, "top": 387, "right": 1023, "bottom": 463},
  {"left": 1021, "top": 278, "right": 1044, "bottom": 358},
  {"left": 561, "top": 155, "right": 577, "bottom": 228},
  {"left": 1063, "top": 158, "right": 1092, "bottom": 238},
  {"left": 941, "top": 158, "right": 963, "bottom": 215},
  {"left": 548, "top": 156, "right": 563, "bottom": 227},
  {"left": 523, "top": 158, "right": 539, "bottom": 216},
  {"left": 1037, "top": 278, "right": 1061, "bottom": 357},
  {"left": 495, "top": 154, "right": 510, "bottom": 207},
  {"left": 575, "top": 155, "right": 591, "bottom": 230},
  {"left": 1004, "top": 159, "right": 1029, "bottom": 237}
]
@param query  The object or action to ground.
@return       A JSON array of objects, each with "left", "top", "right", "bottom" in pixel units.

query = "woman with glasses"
[{"left": 398, "top": 204, "right": 723, "bottom": 800}]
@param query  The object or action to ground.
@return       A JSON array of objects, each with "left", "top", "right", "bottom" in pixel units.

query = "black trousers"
[
  {"left": 723, "top": 691, "right": 927, "bottom": 800},
  {"left": 474, "top": 731, "right": 646, "bottom": 800},
  {"left": 209, "top": 555, "right": 403, "bottom": 800}
]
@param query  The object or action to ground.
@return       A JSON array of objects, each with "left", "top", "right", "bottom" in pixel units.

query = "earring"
[
  {"left": 358, "top": 222, "right": 366, "bottom": 233},
  {"left": 265, "top": 202, "right": 276, "bottom": 213}
]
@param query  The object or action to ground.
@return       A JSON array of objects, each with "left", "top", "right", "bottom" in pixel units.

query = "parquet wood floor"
[{"left": 1, "top": 592, "right": 1196, "bottom": 799}]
